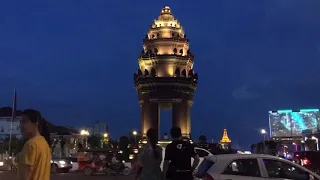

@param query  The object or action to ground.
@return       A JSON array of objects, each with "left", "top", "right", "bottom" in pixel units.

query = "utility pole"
[{"left": 8, "top": 88, "right": 17, "bottom": 157}]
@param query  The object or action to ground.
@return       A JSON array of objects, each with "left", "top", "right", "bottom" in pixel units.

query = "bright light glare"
[
  {"left": 132, "top": 130, "right": 138, "bottom": 136},
  {"left": 261, "top": 129, "right": 267, "bottom": 134},
  {"left": 58, "top": 161, "right": 66, "bottom": 165},
  {"left": 80, "top": 130, "right": 89, "bottom": 136}
]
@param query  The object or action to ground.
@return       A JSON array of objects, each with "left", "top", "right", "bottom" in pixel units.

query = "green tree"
[
  {"left": 88, "top": 135, "right": 102, "bottom": 149},
  {"left": 0, "top": 137, "right": 25, "bottom": 155},
  {"left": 199, "top": 135, "right": 207, "bottom": 144}
]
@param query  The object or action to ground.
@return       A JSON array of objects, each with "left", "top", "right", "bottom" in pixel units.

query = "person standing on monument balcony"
[
  {"left": 136, "top": 128, "right": 163, "bottom": 180},
  {"left": 163, "top": 127, "right": 200, "bottom": 180},
  {"left": 16, "top": 109, "right": 51, "bottom": 180}
]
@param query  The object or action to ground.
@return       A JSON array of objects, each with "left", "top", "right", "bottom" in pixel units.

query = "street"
[{"left": 0, "top": 171, "right": 135, "bottom": 180}]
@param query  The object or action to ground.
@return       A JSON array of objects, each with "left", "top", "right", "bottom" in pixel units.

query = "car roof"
[
  {"left": 204, "top": 154, "right": 282, "bottom": 162},
  {"left": 161, "top": 146, "right": 208, "bottom": 151},
  {"left": 195, "top": 147, "right": 205, "bottom": 149},
  {"left": 83, "top": 148, "right": 117, "bottom": 153},
  {"left": 195, "top": 147, "right": 209, "bottom": 151}
]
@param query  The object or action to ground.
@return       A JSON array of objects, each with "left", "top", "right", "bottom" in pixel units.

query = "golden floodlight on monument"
[{"left": 220, "top": 129, "right": 232, "bottom": 150}]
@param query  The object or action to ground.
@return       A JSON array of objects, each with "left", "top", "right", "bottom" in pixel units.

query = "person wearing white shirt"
[{"left": 112, "top": 154, "right": 119, "bottom": 164}]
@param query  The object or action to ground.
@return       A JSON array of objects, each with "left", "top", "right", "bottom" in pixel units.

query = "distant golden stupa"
[{"left": 220, "top": 129, "right": 232, "bottom": 144}]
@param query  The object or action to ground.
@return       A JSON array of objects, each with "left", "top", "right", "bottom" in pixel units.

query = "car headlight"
[
  {"left": 58, "top": 161, "right": 66, "bottom": 165},
  {"left": 0, "top": 162, "right": 3, "bottom": 166},
  {"left": 71, "top": 161, "right": 73, "bottom": 164}
]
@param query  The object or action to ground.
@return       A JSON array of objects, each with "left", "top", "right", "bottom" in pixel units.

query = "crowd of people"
[
  {"left": 12, "top": 109, "right": 200, "bottom": 180},
  {"left": 135, "top": 127, "right": 200, "bottom": 180}
]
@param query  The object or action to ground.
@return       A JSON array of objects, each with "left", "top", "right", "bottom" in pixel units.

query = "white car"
[
  {"left": 51, "top": 156, "right": 73, "bottom": 173},
  {"left": 195, "top": 154, "right": 320, "bottom": 180},
  {"left": 160, "top": 147, "right": 213, "bottom": 171}
]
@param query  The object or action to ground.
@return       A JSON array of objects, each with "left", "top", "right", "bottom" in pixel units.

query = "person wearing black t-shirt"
[{"left": 163, "top": 127, "right": 200, "bottom": 180}]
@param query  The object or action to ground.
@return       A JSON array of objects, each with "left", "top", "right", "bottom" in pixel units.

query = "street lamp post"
[
  {"left": 103, "top": 133, "right": 108, "bottom": 138},
  {"left": 261, "top": 129, "right": 266, "bottom": 141},
  {"left": 261, "top": 129, "right": 267, "bottom": 154},
  {"left": 103, "top": 133, "right": 109, "bottom": 147},
  {"left": 132, "top": 130, "right": 138, "bottom": 143},
  {"left": 80, "top": 129, "right": 90, "bottom": 148}
]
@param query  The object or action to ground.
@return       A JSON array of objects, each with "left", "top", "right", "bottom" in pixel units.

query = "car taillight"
[
  {"left": 203, "top": 174, "right": 214, "bottom": 180},
  {"left": 302, "top": 158, "right": 311, "bottom": 166}
]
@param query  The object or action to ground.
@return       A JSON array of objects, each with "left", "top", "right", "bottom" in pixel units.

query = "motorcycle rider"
[
  {"left": 111, "top": 153, "right": 122, "bottom": 174},
  {"left": 111, "top": 153, "right": 119, "bottom": 164}
]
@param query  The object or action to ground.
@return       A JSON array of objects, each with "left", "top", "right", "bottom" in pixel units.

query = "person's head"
[
  {"left": 146, "top": 128, "right": 160, "bottom": 159},
  {"left": 170, "top": 127, "right": 182, "bottom": 140},
  {"left": 21, "top": 109, "right": 42, "bottom": 139},
  {"left": 146, "top": 128, "right": 158, "bottom": 145}
]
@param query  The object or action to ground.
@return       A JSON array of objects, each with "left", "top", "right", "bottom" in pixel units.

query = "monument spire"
[{"left": 220, "top": 129, "right": 231, "bottom": 144}]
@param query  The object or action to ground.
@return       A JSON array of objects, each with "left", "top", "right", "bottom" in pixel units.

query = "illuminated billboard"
[{"left": 269, "top": 109, "right": 320, "bottom": 137}]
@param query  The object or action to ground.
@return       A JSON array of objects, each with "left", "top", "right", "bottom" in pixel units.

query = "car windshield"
[{"left": 195, "top": 159, "right": 215, "bottom": 178}]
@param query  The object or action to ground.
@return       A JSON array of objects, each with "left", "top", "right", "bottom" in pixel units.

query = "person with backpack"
[
  {"left": 136, "top": 128, "right": 163, "bottom": 180},
  {"left": 163, "top": 127, "right": 200, "bottom": 180}
]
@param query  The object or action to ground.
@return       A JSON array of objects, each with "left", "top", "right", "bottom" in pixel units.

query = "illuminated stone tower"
[
  {"left": 134, "top": 6, "right": 198, "bottom": 140},
  {"left": 220, "top": 129, "right": 232, "bottom": 149}
]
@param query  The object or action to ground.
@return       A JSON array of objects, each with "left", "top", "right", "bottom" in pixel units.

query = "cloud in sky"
[
  {"left": 232, "top": 74, "right": 273, "bottom": 100},
  {"left": 232, "top": 85, "right": 260, "bottom": 100}
]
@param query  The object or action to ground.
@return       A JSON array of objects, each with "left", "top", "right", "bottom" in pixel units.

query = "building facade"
[
  {"left": 0, "top": 116, "right": 22, "bottom": 140},
  {"left": 78, "top": 121, "right": 109, "bottom": 137},
  {"left": 92, "top": 121, "right": 109, "bottom": 136}
]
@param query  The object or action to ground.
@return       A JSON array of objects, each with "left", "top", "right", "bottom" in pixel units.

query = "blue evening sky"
[{"left": 0, "top": 0, "right": 319, "bottom": 149}]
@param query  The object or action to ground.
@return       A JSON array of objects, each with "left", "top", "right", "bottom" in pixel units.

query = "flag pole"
[{"left": 8, "top": 88, "right": 16, "bottom": 157}]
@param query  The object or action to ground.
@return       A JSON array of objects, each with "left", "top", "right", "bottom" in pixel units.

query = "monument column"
[
  {"left": 172, "top": 101, "right": 189, "bottom": 138},
  {"left": 142, "top": 100, "right": 159, "bottom": 139},
  {"left": 150, "top": 101, "right": 160, "bottom": 139},
  {"left": 141, "top": 101, "right": 151, "bottom": 138},
  {"left": 186, "top": 101, "right": 192, "bottom": 138}
]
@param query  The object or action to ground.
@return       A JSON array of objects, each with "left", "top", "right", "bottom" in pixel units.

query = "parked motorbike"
[{"left": 105, "top": 162, "right": 131, "bottom": 176}]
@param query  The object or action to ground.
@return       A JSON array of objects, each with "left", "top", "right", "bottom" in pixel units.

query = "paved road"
[{"left": 0, "top": 171, "right": 135, "bottom": 180}]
